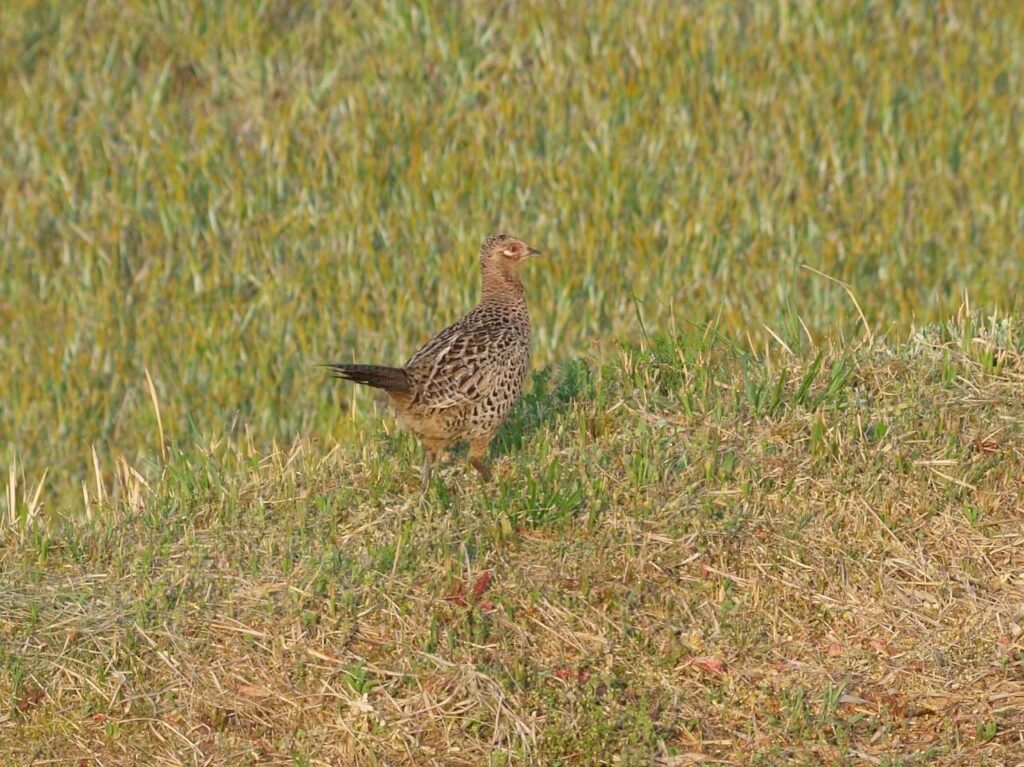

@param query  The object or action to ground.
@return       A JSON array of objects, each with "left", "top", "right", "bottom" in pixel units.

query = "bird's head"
[{"left": 479, "top": 233, "right": 542, "bottom": 271}]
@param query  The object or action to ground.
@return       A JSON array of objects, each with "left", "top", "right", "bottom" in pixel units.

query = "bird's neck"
[{"left": 480, "top": 264, "right": 526, "bottom": 307}]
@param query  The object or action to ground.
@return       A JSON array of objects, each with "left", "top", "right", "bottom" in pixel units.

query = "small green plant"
[{"left": 976, "top": 720, "right": 998, "bottom": 744}]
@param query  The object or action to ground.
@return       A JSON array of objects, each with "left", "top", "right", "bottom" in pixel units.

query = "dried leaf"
[
  {"left": 472, "top": 570, "right": 492, "bottom": 597},
  {"left": 554, "top": 667, "right": 589, "bottom": 684},
  {"left": 690, "top": 656, "right": 726, "bottom": 675},
  {"left": 237, "top": 685, "right": 271, "bottom": 699},
  {"left": 838, "top": 693, "right": 870, "bottom": 705},
  {"left": 16, "top": 685, "right": 44, "bottom": 711}
]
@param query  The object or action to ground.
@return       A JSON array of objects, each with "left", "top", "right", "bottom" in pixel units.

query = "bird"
[{"left": 325, "top": 233, "right": 542, "bottom": 489}]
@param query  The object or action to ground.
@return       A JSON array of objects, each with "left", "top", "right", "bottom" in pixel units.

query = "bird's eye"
[{"left": 502, "top": 247, "right": 519, "bottom": 258}]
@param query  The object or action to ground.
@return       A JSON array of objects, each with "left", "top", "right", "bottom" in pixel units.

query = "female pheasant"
[{"left": 326, "top": 234, "right": 542, "bottom": 488}]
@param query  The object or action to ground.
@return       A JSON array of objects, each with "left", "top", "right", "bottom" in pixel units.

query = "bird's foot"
[{"left": 469, "top": 457, "right": 493, "bottom": 483}]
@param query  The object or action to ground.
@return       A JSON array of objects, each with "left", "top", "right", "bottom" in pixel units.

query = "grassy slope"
[
  {"left": 2, "top": 2, "right": 1024, "bottom": 764},
  {"left": 3, "top": 315, "right": 1024, "bottom": 765},
  {"left": 2, "top": 1, "right": 1023, "bottom": 505}
]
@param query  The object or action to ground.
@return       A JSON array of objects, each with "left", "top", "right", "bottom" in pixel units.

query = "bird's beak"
[{"left": 527, "top": 247, "right": 543, "bottom": 257}]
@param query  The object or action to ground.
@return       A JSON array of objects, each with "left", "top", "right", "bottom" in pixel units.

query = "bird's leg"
[
  {"left": 420, "top": 450, "right": 434, "bottom": 491},
  {"left": 420, "top": 440, "right": 446, "bottom": 491},
  {"left": 468, "top": 438, "right": 493, "bottom": 482}
]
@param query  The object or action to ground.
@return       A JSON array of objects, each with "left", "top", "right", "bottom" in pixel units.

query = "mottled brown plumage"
[{"left": 326, "top": 234, "right": 542, "bottom": 488}]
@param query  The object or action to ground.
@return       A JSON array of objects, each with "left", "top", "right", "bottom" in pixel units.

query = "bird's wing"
[
  {"left": 404, "top": 314, "right": 518, "bottom": 411},
  {"left": 404, "top": 318, "right": 467, "bottom": 370}
]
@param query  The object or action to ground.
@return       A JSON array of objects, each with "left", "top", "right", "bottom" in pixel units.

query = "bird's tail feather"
[{"left": 324, "top": 363, "right": 411, "bottom": 394}]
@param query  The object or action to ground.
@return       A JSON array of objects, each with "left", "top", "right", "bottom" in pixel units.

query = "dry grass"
[
  {"left": 3, "top": 313, "right": 1023, "bottom": 765},
  {"left": 2, "top": 0, "right": 1024, "bottom": 507}
]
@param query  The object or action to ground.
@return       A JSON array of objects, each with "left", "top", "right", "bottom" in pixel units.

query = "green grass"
[
  {"left": 2, "top": 0, "right": 1023, "bottom": 504},
  {"left": 2, "top": 1, "right": 1024, "bottom": 764}
]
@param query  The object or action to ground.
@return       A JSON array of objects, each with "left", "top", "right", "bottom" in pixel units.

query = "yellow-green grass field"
[{"left": 2, "top": 1, "right": 1023, "bottom": 765}]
